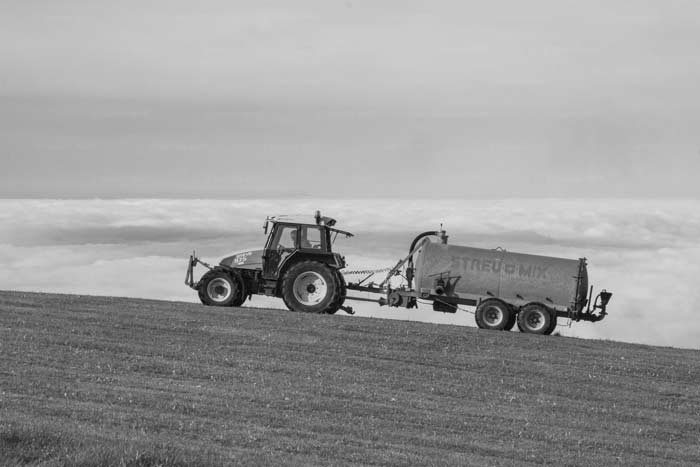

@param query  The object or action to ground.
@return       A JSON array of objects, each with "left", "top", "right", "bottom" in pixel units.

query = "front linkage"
[{"left": 185, "top": 252, "right": 212, "bottom": 290}]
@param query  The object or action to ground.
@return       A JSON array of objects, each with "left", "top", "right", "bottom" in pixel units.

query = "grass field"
[{"left": 1, "top": 291, "right": 699, "bottom": 466}]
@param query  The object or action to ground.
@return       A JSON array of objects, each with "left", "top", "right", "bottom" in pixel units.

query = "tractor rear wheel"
[
  {"left": 282, "top": 261, "right": 342, "bottom": 314},
  {"left": 517, "top": 303, "right": 553, "bottom": 335},
  {"left": 325, "top": 271, "right": 347, "bottom": 315},
  {"left": 198, "top": 270, "right": 245, "bottom": 307},
  {"left": 475, "top": 299, "right": 512, "bottom": 331}
]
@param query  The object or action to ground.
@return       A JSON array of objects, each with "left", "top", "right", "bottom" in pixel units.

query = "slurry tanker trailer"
[{"left": 185, "top": 212, "right": 612, "bottom": 335}]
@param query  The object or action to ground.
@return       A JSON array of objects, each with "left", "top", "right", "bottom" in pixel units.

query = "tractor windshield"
[{"left": 271, "top": 225, "right": 297, "bottom": 250}]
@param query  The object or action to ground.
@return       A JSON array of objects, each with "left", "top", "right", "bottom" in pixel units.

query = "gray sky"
[{"left": 2, "top": 0, "right": 699, "bottom": 198}]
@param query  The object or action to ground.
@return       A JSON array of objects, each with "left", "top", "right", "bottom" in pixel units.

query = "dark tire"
[
  {"left": 198, "top": 270, "right": 244, "bottom": 307},
  {"left": 230, "top": 292, "right": 246, "bottom": 307},
  {"left": 504, "top": 305, "right": 517, "bottom": 331},
  {"left": 475, "top": 299, "right": 513, "bottom": 331},
  {"left": 517, "top": 303, "right": 553, "bottom": 335},
  {"left": 544, "top": 313, "right": 558, "bottom": 335},
  {"left": 281, "top": 261, "right": 342, "bottom": 314},
  {"left": 324, "top": 271, "right": 347, "bottom": 315}
]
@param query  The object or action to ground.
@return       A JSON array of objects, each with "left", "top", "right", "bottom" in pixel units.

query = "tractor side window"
[
  {"left": 273, "top": 226, "right": 298, "bottom": 250},
  {"left": 301, "top": 226, "right": 322, "bottom": 250}
]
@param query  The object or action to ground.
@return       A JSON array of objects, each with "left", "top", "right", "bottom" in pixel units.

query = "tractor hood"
[{"left": 219, "top": 249, "right": 264, "bottom": 270}]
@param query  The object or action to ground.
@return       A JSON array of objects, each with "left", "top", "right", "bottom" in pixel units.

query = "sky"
[{"left": 2, "top": 1, "right": 700, "bottom": 197}]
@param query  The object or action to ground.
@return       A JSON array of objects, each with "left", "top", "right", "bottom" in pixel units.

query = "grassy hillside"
[{"left": 1, "top": 291, "right": 699, "bottom": 466}]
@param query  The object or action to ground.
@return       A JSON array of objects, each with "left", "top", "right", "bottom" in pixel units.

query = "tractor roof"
[{"left": 264, "top": 212, "right": 354, "bottom": 237}]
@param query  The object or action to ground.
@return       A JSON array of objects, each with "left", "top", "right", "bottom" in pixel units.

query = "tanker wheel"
[
  {"left": 475, "top": 299, "right": 512, "bottom": 331},
  {"left": 198, "top": 270, "right": 244, "bottom": 307},
  {"left": 544, "top": 313, "right": 558, "bottom": 335},
  {"left": 282, "top": 261, "right": 342, "bottom": 314},
  {"left": 517, "top": 303, "right": 553, "bottom": 335},
  {"left": 504, "top": 305, "right": 517, "bottom": 331}
]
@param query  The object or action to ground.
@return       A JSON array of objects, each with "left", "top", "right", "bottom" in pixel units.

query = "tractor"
[{"left": 185, "top": 211, "right": 353, "bottom": 314}]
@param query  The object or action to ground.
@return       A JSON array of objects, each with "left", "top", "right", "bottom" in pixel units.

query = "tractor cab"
[{"left": 261, "top": 212, "right": 353, "bottom": 280}]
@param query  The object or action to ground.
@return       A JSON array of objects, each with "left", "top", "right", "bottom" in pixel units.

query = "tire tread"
[{"left": 281, "top": 261, "right": 342, "bottom": 314}]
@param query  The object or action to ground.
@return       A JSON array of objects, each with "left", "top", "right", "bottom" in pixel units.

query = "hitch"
[
  {"left": 184, "top": 252, "right": 214, "bottom": 290},
  {"left": 577, "top": 287, "right": 613, "bottom": 322}
]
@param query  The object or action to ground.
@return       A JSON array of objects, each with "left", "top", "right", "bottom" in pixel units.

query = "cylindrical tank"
[{"left": 413, "top": 241, "right": 588, "bottom": 311}]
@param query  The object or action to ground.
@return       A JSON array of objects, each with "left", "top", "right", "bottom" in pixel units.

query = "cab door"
[{"left": 263, "top": 224, "right": 298, "bottom": 279}]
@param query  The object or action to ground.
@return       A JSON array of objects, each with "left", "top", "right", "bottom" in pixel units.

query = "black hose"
[
  {"left": 406, "top": 231, "right": 442, "bottom": 288},
  {"left": 409, "top": 231, "right": 441, "bottom": 255}
]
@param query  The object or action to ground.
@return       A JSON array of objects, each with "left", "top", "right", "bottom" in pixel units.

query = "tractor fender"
[{"left": 279, "top": 251, "right": 343, "bottom": 272}]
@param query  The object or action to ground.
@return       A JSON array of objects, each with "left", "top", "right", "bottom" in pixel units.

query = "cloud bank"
[{"left": 1, "top": 198, "right": 698, "bottom": 349}]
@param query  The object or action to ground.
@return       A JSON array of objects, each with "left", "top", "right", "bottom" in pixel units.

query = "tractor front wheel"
[
  {"left": 198, "top": 270, "right": 245, "bottom": 307},
  {"left": 282, "top": 261, "right": 342, "bottom": 314}
]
